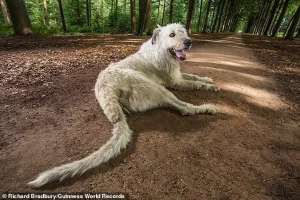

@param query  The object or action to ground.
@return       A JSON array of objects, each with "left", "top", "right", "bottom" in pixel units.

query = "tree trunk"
[
  {"left": 57, "top": 0, "right": 67, "bottom": 32},
  {"left": 89, "top": 0, "right": 92, "bottom": 26},
  {"left": 283, "top": 15, "right": 294, "bottom": 37},
  {"left": 271, "top": 0, "right": 289, "bottom": 37},
  {"left": 130, "top": 0, "right": 136, "bottom": 33},
  {"left": 221, "top": 0, "right": 230, "bottom": 31},
  {"left": 230, "top": 15, "right": 238, "bottom": 32},
  {"left": 161, "top": 0, "right": 166, "bottom": 25},
  {"left": 42, "top": 0, "right": 49, "bottom": 26},
  {"left": 245, "top": 15, "right": 254, "bottom": 33},
  {"left": 169, "top": 0, "right": 174, "bottom": 23},
  {"left": 145, "top": 0, "right": 152, "bottom": 35},
  {"left": 210, "top": 0, "right": 218, "bottom": 31},
  {"left": 111, "top": 0, "right": 114, "bottom": 25},
  {"left": 157, "top": 0, "right": 160, "bottom": 24},
  {"left": 76, "top": 0, "right": 81, "bottom": 26},
  {"left": 5, "top": 0, "right": 33, "bottom": 35},
  {"left": 115, "top": 0, "right": 118, "bottom": 23},
  {"left": 86, "top": 0, "right": 90, "bottom": 26},
  {"left": 223, "top": 0, "right": 233, "bottom": 32},
  {"left": 186, "top": 0, "right": 196, "bottom": 34},
  {"left": 216, "top": 0, "right": 225, "bottom": 32},
  {"left": 137, "top": 0, "right": 151, "bottom": 35},
  {"left": 0, "top": 0, "right": 10, "bottom": 23},
  {"left": 259, "top": 0, "right": 272, "bottom": 35},
  {"left": 256, "top": 0, "right": 270, "bottom": 34},
  {"left": 212, "top": 0, "right": 222, "bottom": 32},
  {"left": 202, "top": 0, "right": 212, "bottom": 33},
  {"left": 295, "top": 27, "right": 300, "bottom": 38},
  {"left": 196, "top": 0, "right": 203, "bottom": 32},
  {"left": 270, "top": 0, "right": 284, "bottom": 34},
  {"left": 263, "top": 0, "right": 279, "bottom": 36},
  {"left": 284, "top": 5, "right": 300, "bottom": 39},
  {"left": 253, "top": 0, "right": 267, "bottom": 34}
]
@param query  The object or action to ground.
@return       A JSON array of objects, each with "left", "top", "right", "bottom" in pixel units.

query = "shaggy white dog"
[{"left": 28, "top": 23, "right": 219, "bottom": 187}]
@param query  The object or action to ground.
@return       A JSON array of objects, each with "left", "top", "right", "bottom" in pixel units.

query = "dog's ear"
[{"left": 151, "top": 27, "right": 161, "bottom": 45}]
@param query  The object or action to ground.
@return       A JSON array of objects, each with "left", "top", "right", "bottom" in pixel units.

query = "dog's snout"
[{"left": 184, "top": 39, "right": 192, "bottom": 46}]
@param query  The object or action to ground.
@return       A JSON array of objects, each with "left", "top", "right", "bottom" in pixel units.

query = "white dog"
[{"left": 28, "top": 23, "right": 219, "bottom": 187}]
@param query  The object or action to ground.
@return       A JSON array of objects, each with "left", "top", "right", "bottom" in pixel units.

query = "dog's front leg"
[
  {"left": 181, "top": 73, "right": 214, "bottom": 84},
  {"left": 170, "top": 78, "right": 220, "bottom": 92}
]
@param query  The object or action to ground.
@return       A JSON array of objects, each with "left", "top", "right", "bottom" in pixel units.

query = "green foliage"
[
  {"left": 32, "top": 24, "right": 62, "bottom": 36},
  {"left": 0, "top": 23, "right": 14, "bottom": 37},
  {"left": 1, "top": 0, "right": 298, "bottom": 37}
]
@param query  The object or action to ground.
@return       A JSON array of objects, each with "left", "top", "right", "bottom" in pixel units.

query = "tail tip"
[
  {"left": 28, "top": 176, "right": 48, "bottom": 188},
  {"left": 28, "top": 180, "right": 41, "bottom": 188}
]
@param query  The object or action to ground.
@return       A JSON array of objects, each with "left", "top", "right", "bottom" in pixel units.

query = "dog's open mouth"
[{"left": 169, "top": 48, "right": 186, "bottom": 61}]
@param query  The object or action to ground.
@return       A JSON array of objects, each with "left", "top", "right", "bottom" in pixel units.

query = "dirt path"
[{"left": 1, "top": 34, "right": 300, "bottom": 200}]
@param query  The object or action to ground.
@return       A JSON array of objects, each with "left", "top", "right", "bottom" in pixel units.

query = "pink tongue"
[{"left": 175, "top": 51, "right": 186, "bottom": 60}]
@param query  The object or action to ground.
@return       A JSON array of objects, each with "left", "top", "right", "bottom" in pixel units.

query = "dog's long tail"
[{"left": 28, "top": 96, "right": 132, "bottom": 187}]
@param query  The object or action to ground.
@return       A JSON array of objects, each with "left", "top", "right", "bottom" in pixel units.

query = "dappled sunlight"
[
  {"left": 204, "top": 66, "right": 269, "bottom": 82},
  {"left": 201, "top": 39, "right": 246, "bottom": 46},
  {"left": 226, "top": 36, "right": 243, "bottom": 40},
  {"left": 227, "top": 44, "right": 249, "bottom": 50},
  {"left": 187, "top": 35, "right": 291, "bottom": 112},
  {"left": 187, "top": 52, "right": 261, "bottom": 69},
  {"left": 214, "top": 103, "right": 249, "bottom": 118},
  {"left": 222, "top": 83, "right": 288, "bottom": 109},
  {"left": 126, "top": 38, "right": 145, "bottom": 41}
]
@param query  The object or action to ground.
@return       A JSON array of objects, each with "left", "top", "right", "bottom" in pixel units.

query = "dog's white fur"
[{"left": 28, "top": 23, "right": 219, "bottom": 187}]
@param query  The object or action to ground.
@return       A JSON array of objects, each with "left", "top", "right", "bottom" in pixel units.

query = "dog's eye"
[{"left": 169, "top": 33, "right": 175, "bottom": 37}]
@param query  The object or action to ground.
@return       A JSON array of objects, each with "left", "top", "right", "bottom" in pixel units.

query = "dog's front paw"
[
  {"left": 192, "top": 104, "right": 218, "bottom": 115},
  {"left": 201, "top": 77, "right": 214, "bottom": 83},
  {"left": 203, "top": 104, "right": 218, "bottom": 114},
  {"left": 205, "top": 84, "right": 220, "bottom": 92}
]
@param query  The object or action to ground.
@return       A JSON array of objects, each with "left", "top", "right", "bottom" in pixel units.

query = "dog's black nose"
[{"left": 184, "top": 39, "right": 192, "bottom": 46}]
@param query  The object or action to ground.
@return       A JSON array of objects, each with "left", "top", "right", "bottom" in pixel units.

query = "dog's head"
[{"left": 152, "top": 23, "right": 192, "bottom": 61}]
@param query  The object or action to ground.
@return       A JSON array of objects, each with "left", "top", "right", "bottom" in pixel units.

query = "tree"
[
  {"left": 156, "top": 0, "right": 160, "bottom": 23},
  {"left": 196, "top": 0, "right": 203, "bottom": 32},
  {"left": 42, "top": 0, "right": 49, "bottom": 26},
  {"left": 284, "top": 5, "right": 300, "bottom": 39},
  {"left": 252, "top": 0, "right": 267, "bottom": 34},
  {"left": 263, "top": 0, "right": 280, "bottom": 35},
  {"left": 186, "top": 0, "right": 196, "bottom": 34},
  {"left": 295, "top": 28, "right": 300, "bottom": 38},
  {"left": 221, "top": 0, "right": 230, "bottom": 31},
  {"left": 137, "top": 0, "right": 151, "bottom": 35},
  {"left": 169, "top": 0, "right": 174, "bottom": 23},
  {"left": 145, "top": 0, "right": 152, "bottom": 35},
  {"left": 161, "top": 0, "right": 166, "bottom": 25},
  {"left": 271, "top": 0, "right": 289, "bottom": 37},
  {"left": 57, "top": 0, "right": 67, "bottom": 32},
  {"left": 217, "top": 0, "right": 226, "bottom": 32},
  {"left": 5, "top": 0, "right": 33, "bottom": 35},
  {"left": 269, "top": 0, "right": 284, "bottom": 33},
  {"left": 76, "top": 0, "right": 81, "bottom": 26},
  {"left": 202, "top": 0, "right": 212, "bottom": 33},
  {"left": 1, "top": 0, "right": 10, "bottom": 23},
  {"left": 115, "top": 0, "right": 118, "bottom": 24},
  {"left": 258, "top": 0, "right": 272, "bottom": 35},
  {"left": 212, "top": 0, "right": 222, "bottom": 32},
  {"left": 86, "top": 0, "right": 91, "bottom": 27},
  {"left": 130, "top": 0, "right": 136, "bottom": 33},
  {"left": 245, "top": 15, "right": 254, "bottom": 33}
]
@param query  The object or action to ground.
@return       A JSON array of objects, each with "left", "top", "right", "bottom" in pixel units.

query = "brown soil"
[{"left": 0, "top": 33, "right": 300, "bottom": 200}]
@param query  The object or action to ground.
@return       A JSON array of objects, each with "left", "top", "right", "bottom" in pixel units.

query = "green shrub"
[{"left": 0, "top": 23, "right": 14, "bottom": 37}]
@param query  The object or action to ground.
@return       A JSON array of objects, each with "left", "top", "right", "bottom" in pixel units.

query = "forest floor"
[{"left": 0, "top": 33, "right": 300, "bottom": 200}]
